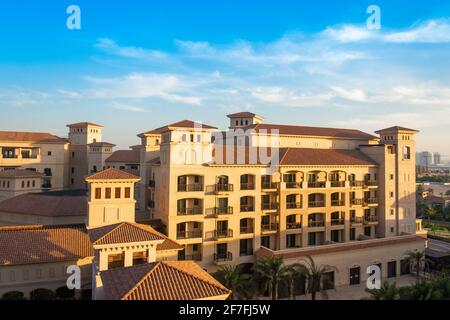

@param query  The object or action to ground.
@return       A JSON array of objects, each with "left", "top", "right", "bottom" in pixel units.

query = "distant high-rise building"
[
  {"left": 433, "top": 152, "right": 442, "bottom": 165},
  {"left": 416, "top": 151, "right": 433, "bottom": 167}
]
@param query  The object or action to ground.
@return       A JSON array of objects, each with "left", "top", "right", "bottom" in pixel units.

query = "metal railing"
[
  {"left": 261, "top": 223, "right": 278, "bottom": 232},
  {"left": 214, "top": 252, "right": 232, "bottom": 262},
  {"left": 350, "top": 217, "right": 364, "bottom": 224},
  {"left": 286, "top": 222, "right": 302, "bottom": 229},
  {"left": 240, "top": 183, "right": 255, "bottom": 190},
  {"left": 331, "top": 219, "right": 345, "bottom": 226},
  {"left": 239, "top": 248, "right": 254, "bottom": 257},
  {"left": 261, "top": 203, "right": 278, "bottom": 210},
  {"left": 177, "top": 207, "right": 203, "bottom": 216},
  {"left": 308, "top": 220, "right": 325, "bottom": 227},
  {"left": 364, "top": 216, "right": 379, "bottom": 224},
  {"left": 286, "top": 202, "right": 302, "bottom": 209},
  {"left": 214, "top": 229, "right": 234, "bottom": 239},
  {"left": 215, "top": 184, "right": 234, "bottom": 192},
  {"left": 308, "top": 201, "right": 325, "bottom": 208},
  {"left": 240, "top": 205, "right": 255, "bottom": 212},
  {"left": 177, "top": 184, "right": 203, "bottom": 192},
  {"left": 308, "top": 181, "right": 326, "bottom": 188},
  {"left": 286, "top": 182, "right": 302, "bottom": 189},
  {"left": 240, "top": 226, "right": 254, "bottom": 234},
  {"left": 262, "top": 182, "right": 279, "bottom": 189},
  {"left": 350, "top": 181, "right": 364, "bottom": 187},
  {"left": 330, "top": 181, "right": 345, "bottom": 188},
  {"left": 176, "top": 230, "right": 203, "bottom": 239},
  {"left": 331, "top": 200, "right": 345, "bottom": 206}
]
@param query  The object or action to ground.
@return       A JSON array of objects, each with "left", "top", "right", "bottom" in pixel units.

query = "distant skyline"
[{"left": 1, "top": 1, "right": 450, "bottom": 157}]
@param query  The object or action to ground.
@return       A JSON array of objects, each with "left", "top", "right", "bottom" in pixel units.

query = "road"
[{"left": 427, "top": 238, "right": 450, "bottom": 258}]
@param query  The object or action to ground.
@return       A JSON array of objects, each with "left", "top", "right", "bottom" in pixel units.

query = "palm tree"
[
  {"left": 367, "top": 281, "right": 401, "bottom": 300},
  {"left": 297, "top": 255, "right": 337, "bottom": 300},
  {"left": 423, "top": 204, "right": 438, "bottom": 222},
  {"left": 254, "top": 256, "right": 300, "bottom": 300},
  {"left": 405, "top": 250, "right": 431, "bottom": 278},
  {"left": 214, "top": 265, "right": 254, "bottom": 300}
]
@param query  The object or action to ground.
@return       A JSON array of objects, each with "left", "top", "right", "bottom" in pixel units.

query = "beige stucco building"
[{"left": 137, "top": 112, "right": 427, "bottom": 287}]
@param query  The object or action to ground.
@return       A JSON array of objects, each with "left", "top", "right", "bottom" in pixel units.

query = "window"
[
  {"left": 27, "top": 181, "right": 30, "bottom": 188},
  {"left": 350, "top": 228, "right": 356, "bottom": 241},
  {"left": 391, "top": 209, "right": 395, "bottom": 216},
  {"left": 261, "top": 236, "right": 270, "bottom": 248},
  {"left": 390, "top": 174, "right": 394, "bottom": 180},
  {"left": 21, "top": 181, "right": 25, "bottom": 188},
  {"left": 105, "top": 188, "right": 111, "bottom": 199},
  {"left": 108, "top": 253, "right": 125, "bottom": 270},
  {"left": 403, "top": 146, "right": 411, "bottom": 160},
  {"left": 364, "top": 227, "right": 371, "bottom": 237},
  {"left": 390, "top": 192, "right": 394, "bottom": 198},
  {"left": 32, "top": 180, "right": 35, "bottom": 187},
  {"left": 286, "top": 235, "right": 296, "bottom": 248},
  {"left": 125, "top": 187, "right": 131, "bottom": 198},
  {"left": 72, "top": 152, "right": 75, "bottom": 158},
  {"left": 391, "top": 227, "right": 395, "bottom": 233},
  {"left": 95, "top": 188, "right": 102, "bottom": 199},
  {"left": 115, "top": 188, "right": 121, "bottom": 198},
  {"left": 22, "top": 270, "right": 29, "bottom": 280},
  {"left": 47, "top": 151, "right": 52, "bottom": 156}
]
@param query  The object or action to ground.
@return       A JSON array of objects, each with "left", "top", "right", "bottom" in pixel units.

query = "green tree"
[
  {"left": 214, "top": 265, "right": 255, "bottom": 300},
  {"left": 1, "top": 291, "right": 25, "bottom": 300},
  {"left": 367, "top": 281, "right": 401, "bottom": 300},
  {"left": 405, "top": 250, "right": 431, "bottom": 278},
  {"left": 423, "top": 204, "right": 438, "bottom": 221},
  {"left": 254, "top": 256, "right": 300, "bottom": 300},
  {"left": 297, "top": 255, "right": 336, "bottom": 300}
]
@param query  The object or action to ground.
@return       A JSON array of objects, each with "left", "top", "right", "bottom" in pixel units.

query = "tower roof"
[
  {"left": 85, "top": 168, "right": 140, "bottom": 181},
  {"left": 227, "top": 111, "right": 264, "bottom": 119},
  {"left": 375, "top": 126, "right": 419, "bottom": 134},
  {"left": 67, "top": 122, "right": 104, "bottom": 128}
]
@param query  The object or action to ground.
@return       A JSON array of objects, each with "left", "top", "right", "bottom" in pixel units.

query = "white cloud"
[
  {"left": 330, "top": 86, "right": 368, "bottom": 102},
  {"left": 111, "top": 102, "right": 147, "bottom": 112},
  {"left": 95, "top": 38, "right": 167, "bottom": 60}
]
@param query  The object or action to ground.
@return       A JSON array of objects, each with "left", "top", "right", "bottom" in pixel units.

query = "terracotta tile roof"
[
  {"left": 88, "top": 222, "right": 167, "bottom": 246},
  {"left": 86, "top": 168, "right": 140, "bottom": 180},
  {"left": 227, "top": 112, "right": 260, "bottom": 118},
  {"left": 279, "top": 148, "right": 378, "bottom": 166},
  {"left": 88, "top": 142, "right": 116, "bottom": 147},
  {"left": 0, "top": 169, "right": 44, "bottom": 178},
  {"left": 0, "top": 189, "right": 87, "bottom": 217},
  {"left": 157, "top": 238, "right": 183, "bottom": 251},
  {"left": 375, "top": 126, "right": 419, "bottom": 133},
  {"left": 212, "top": 146, "right": 377, "bottom": 166},
  {"left": 67, "top": 122, "right": 103, "bottom": 128},
  {"left": 141, "top": 120, "right": 218, "bottom": 136},
  {"left": 249, "top": 123, "right": 378, "bottom": 140},
  {"left": 101, "top": 261, "right": 231, "bottom": 300},
  {"left": 0, "top": 131, "right": 66, "bottom": 143},
  {"left": 0, "top": 224, "right": 94, "bottom": 266},
  {"left": 105, "top": 150, "right": 140, "bottom": 163}
]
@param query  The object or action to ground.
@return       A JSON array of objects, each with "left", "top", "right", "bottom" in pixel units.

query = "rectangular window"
[
  {"left": 95, "top": 188, "right": 102, "bottom": 199},
  {"left": 125, "top": 187, "right": 131, "bottom": 198},
  {"left": 350, "top": 228, "right": 356, "bottom": 241},
  {"left": 47, "top": 151, "right": 52, "bottom": 156},
  {"left": 105, "top": 188, "right": 111, "bottom": 199},
  {"left": 115, "top": 188, "right": 121, "bottom": 198}
]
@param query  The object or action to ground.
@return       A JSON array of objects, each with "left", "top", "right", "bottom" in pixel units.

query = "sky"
[{"left": 0, "top": 0, "right": 450, "bottom": 160}]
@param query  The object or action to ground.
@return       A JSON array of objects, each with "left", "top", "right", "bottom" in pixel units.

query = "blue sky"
[{"left": 1, "top": 1, "right": 450, "bottom": 159}]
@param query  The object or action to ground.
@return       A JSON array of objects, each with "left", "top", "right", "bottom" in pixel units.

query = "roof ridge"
[
  {"left": 0, "top": 224, "right": 85, "bottom": 231},
  {"left": 92, "top": 222, "right": 123, "bottom": 244}
]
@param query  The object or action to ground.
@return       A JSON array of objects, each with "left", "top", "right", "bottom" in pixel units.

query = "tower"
[{"left": 375, "top": 126, "right": 419, "bottom": 237}]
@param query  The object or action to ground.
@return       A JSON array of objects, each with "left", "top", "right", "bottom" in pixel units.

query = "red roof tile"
[
  {"left": 375, "top": 126, "right": 419, "bottom": 133},
  {"left": 0, "top": 131, "right": 66, "bottom": 143},
  {"left": 67, "top": 122, "right": 103, "bottom": 128},
  {"left": 227, "top": 112, "right": 260, "bottom": 118},
  {"left": 86, "top": 168, "right": 140, "bottom": 180},
  {"left": 105, "top": 150, "right": 140, "bottom": 163},
  {"left": 101, "top": 261, "right": 231, "bottom": 300},
  {"left": 0, "top": 169, "right": 43, "bottom": 178}
]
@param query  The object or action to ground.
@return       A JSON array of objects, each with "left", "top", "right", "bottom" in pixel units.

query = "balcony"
[
  {"left": 179, "top": 253, "right": 202, "bottom": 261},
  {"left": 214, "top": 229, "right": 234, "bottom": 239},
  {"left": 287, "top": 222, "right": 302, "bottom": 230},
  {"left": 178, "top": 184, "right": 203, "bottom": 192},
  {"left": 262, "top": 182, "right": 279, "bottom": 190},
  {"left": 331, "top": 200, "right": 345, "bottom": 207},
  {"left": 261, "top": 223, "right": 278, "bottom": 233},
  {"left": 177, "top": 207, "right": 203, "bottom": 216},
  {"left": 214, "top": 252, "right": 232, "bottom": 263},
  {"left": 308, "top": 181, "right": 326, "bottom": 188},
  {"left": 286, "top": 182, "right": 302, "bottom": 189},
  {"left": 364, "top": 180, "right": 378, "bottom": 188},
  {"left": 240, "top": 226, "right": 254, "bottom": 234},
  {"left": 331, "top": 219, "right": 345, "bottom": 226},
  {"left": 240, "top": 183, "right": 255, "bottom": 190},
  {"left": 350, "top": 217, "right": 364, "bottom": 225},
  {"left": 215, "top": 184, "right": 234, "bottom": 193},
  {"left": 308, "top": 201, "right": 325, "bottom": 208},
  {"left": 350, "top": 181, "right": 364, "bottom": 188},
  {"left": 364, "top": 215, "right": 379, "bottom": 224},
  {"left": 261, "top": 203, "right": 278, "bottom": 211},
  {"left": 286, "top": 202, "right": 302, "bottom": 209},
  {"left": 176, "top": 230, "right": 203, "bottom": 240},
  {"left": 208, "top": 206, "right": 233, "bottom": 217},
  {"left": 240, "top": 205, "right": 255, "bottom": 212},
  {"left": 350, "top": 199, "right": 364, "bottom": 206},
  {"left": 364, "top": 198, "right": 379, "bottom": 206},
  {"left": 308, "top": 220, "right": 325, "bottom": 228},
  {"left": 330, "top": 181, "right": 345, "bottom": 188}
]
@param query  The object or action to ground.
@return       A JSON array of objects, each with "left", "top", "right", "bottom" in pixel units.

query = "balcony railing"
[
  {"left": 350, "top": 181, "right": 364, "bottom": 187},
  {"left": 364, "top": 198, "right": 379, "bottom": 205},
  {"left": 240, "top": 205, "right": 255, "bottom": 212},
  {"left": 179, "top": 253, "right": 202, "bottom": 261},
  {"left": 214, "top": 252, "right": 232, "bottom": 263},
  {"left": 308, "top": 181, "right": 326, "bottom": 188},
  {"left": 308, "top": 220, "right": 325, "bottom": 227},
  {"left": 350, "top": 217, "right": 364, "bottom": 224},
  {"left": 240, "top": 183, "right": 255, "bottom": 190},
  {"left": 261, "top": 223, "right": 278, "bottom": 232},
  {"left": 262, "top": 182, "right": 278, "bottom": 189},
  {"left": 1, "top": 155, "right": 18, "bottom": 159},
  {"left": 364, "top": 180, "right": 378, "bottom": 187},
  {"left": 177, "top": 184, "right": 203, "bottom": 192},
  {"left": 177, "top": 207, "right": 203, "bottom": 216},
  {"left": 286, "top": 202, "right": 302, "bottom": 209},
  {"left": 208, "top": 206, "right": 233, "bottom": 216},
  {"left": 215, "top": 184, "right": 234, "bottom": 192},
  {"left": 239, "top": 248, "right": 254, "bottom": 257},
  {"left": 240, "top": 226, "right": 254, "bottom": 234},
  {"left": 214, "top": 229, "right": 234, "bottom": 239},
  {"left": 261, "top": 203, "right": 278, "bottom": 210},
  {"left": 330, "top": 181, "right": 345, "bottom": 188},
  {"left": 286, "top": 182, "right": 302, "bottom": 189},
  {"left": 331, "top": 200, "right": 345, "bottom": 206},
  {"left": 350, "top": 199, "right": 364, "bottom": 206},
  {"left": 176, "top": 230, "right": 203, "bottom": 240},
  {"left": 287, "top": 222, "right": 302, "bottom": 229},
  {"left": 331, "top": 219, "right": 345, "bottom": 226},
  {"left": 308, "top": 200, "right": 325, "bottom": 208},
  {"left": 364, "top": 215, "right": 379, "bottom": 224}
]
